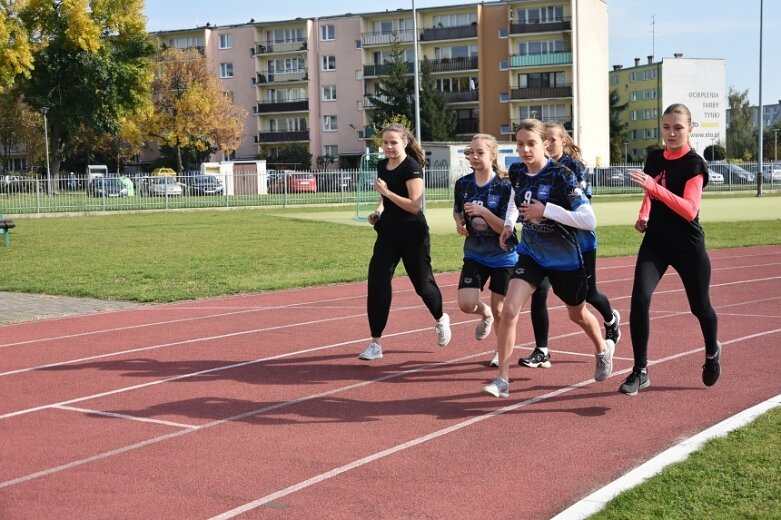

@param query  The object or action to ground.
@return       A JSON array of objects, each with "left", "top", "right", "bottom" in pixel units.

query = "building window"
[
  {"left": 322, "top": 55, "right": 336, "bottom": 71},
  {"left": 321, "top": 24, "right": 335, "bottom": 41},
  {"left": 324, "top": 145, "right": 338, "bottom": 157},
  {"left": 219, "top": 33, "right": 232, "bottom": 49},
  {"left": 322, "top": 85, "right": 336, "bottom": 101},
  {"left": 323, "top": 115, "right": 338, "bottom": 131},
  {"left": 219, "top": 63, "right": 234, "bottom": 78}
]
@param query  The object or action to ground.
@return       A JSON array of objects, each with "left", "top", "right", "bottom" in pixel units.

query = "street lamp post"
[
  {"left": 624, "top": 142, "right": 628, "bottom": 164},
  {"left": 774, "top": 129, "right": 779, "bottom": 163},
  {"left": 41, "top": 107, "right": 52, "bottom": 196}
]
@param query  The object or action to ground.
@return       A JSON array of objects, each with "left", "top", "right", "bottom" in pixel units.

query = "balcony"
[
  {"left": 363, "top": 62, "right": 415, "bottom": 78},
  {"left": 424, "top": 56, "right": 478, "bottom": 73},
  {"left": 364, "top": 94, "right": 413, "bottom": 109},
  {"left": 509, "top": 17, "right": 572, "bottom": 35},
  {"left": 509, "top": 51, "right": 572, "bottom": 68},
  {"left": 256, "top": 71, "right": 308, "bottom": 84},
  {"left": 257, "top": 130, "right": 309, "bottom": 143},
  {"left": 256, "top": 99, "right": 309, "bottom": 114},
  {"left": 255, "top": 39, "right": 308, "bottom": 55},
  {"left": 510, "top": 116, "right": 573, "bottom": 132},
  {"left": 510, "top": 85, "right": 572, "bottom": 100},
  {"left": 443, "top": 90, "right": 479, "bottom": 103},
  {"left": 454, "top": 118, "right": 479, "bottom": 135},
  {"left": 420, "top": 24, "right": 477, "bottom": 42},
  {"left": 362, "top": 29, "right": 415, "bottom": 47}
]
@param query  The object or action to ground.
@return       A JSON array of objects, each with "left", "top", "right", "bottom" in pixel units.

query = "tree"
[
  {"left": 0, "top": 4, "right": 34, "bottom": 92},
  {"left": 726, "top": 87, "right": 756, "bottom": 160},
  {"left": 258, "top": 143, "right": 312, "bottom": 170},
  {"left": 608, "top": 88, "right": 629, "bottom": 163},
  {"left": 16, "top": 0, "right": 155, "bottom": 183},
  {"left": 418, "top": 58, "right": 455, "bottom": 141},
  {"left": 366, "top": 38, "right": 413, "bottom": 128},
  {"left": 703, "top": 143, "right": 726, "bottom": 162},
  {"left": 0, "top": 93, "right": 43, "bottom": 172},
  {"left": 762, "top": 122, "right": 781, "bottom": 162},
  {"left": 144, "top": 48, "right": 247, "bottom": 173}
]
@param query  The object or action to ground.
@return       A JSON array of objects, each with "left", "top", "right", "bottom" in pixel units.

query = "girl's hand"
[
  {"left": 635, "top": 218, "right": 648, "bottom": 233},
  {"left": 373, "top": 178, "right": 389, "bottom": 197},
  {"left": 463, "top": 202, "right": 483, "bottom": 218},
  {"left": 628, "top": 170, "right": 652, "bottom": 190},
  {"left": 499, "top": 226, "right": 514, "bottom": 250},
  {"left": 455, "top": 217, "right": 468, "bottom": 236},
  {"left": 368, "top": 212, "right": 382, "bottom": 225},
  {"left": 520, "top": 199, "right": 544, "bottom": 223}
]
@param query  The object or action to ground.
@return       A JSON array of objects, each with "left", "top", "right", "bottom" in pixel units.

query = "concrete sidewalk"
[{"left": 0, "top": 292, "right": 141, "bottom": 325}]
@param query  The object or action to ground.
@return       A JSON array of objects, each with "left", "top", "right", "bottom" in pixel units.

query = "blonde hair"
[
  {"left": 380, "top": 123, "right": 425, "bottom": 165},
  {"left": 663, "top": 103, "right": 693, "bottom": 147},
  {"left": 544, "top": 121, "right": 583, "bottom": 163},
  {"left": 514, "top": 118, "right": 547, "bottom": 141},
  {"left": 470, "top": 133, "right": 508, "bottom": 179}
]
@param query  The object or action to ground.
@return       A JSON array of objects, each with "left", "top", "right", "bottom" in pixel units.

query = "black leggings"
[
  {"left": 629, "top": 239, "right": 719, "bottom": 369},
  {"left": 530, "top": 249, "right": 614, "bottom": 348},
  {"left": 367, "top": 232, "right": 444, "bottom": 338}
]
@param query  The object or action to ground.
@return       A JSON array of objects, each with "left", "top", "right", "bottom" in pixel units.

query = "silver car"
[{"left": 142, "top": 176, "right": 183, "bottom": 196}]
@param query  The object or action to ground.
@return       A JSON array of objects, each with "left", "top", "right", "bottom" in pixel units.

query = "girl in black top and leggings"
[
  {"left": 359, "top": 123, "right": 451, "bottom": 361},
  {"left": 621, "top": 103, "right": 721, "bottom": 395}
]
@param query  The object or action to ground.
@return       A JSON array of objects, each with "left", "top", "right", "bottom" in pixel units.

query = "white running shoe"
[
  {"left": 489, "top": 351, "right": 500, "bottom": 367},
  {"left": 594, "top": 339, "right": 615, "bottom": 381},
  {"left": 475, "top": 314, "right": 494, "bottom": 341},
  {"left": 481, "top": 376, "right": 509, "bottom": 398},
  {"left": 358, "top": 342, "right": 383, "bottom": 360},
  {"left": 436, "top": 313, "right": 452, "bottom": 347}
]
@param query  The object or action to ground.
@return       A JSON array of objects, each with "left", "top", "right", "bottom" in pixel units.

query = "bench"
[{"left": 0, "top": 215, "right": 15, "bottom": 246}]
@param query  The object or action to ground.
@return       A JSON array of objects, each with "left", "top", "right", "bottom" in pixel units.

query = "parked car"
[
  {"left": 707, "top": 168, "right": 724, "bottom": 185},
  {"left": 316, "top": 171, "right": 355, "bottom": 192},
  {"left": 593, "top": 166, "right": 627, "bottom": 187},
  {"left": 139, "top": 175, "right": 184, "bottom": 196},
  {"left": 708, "top": 163, "right": 755, "bottom": 184},
  {"left": 267, "top": 171, "right": 317, "bottom": 193},
  {"left": 87, "top": 177, "right": 128, "bottom": 197},
  {"left": 761, "top": 164, "right": 781, "bottom": 183},
  {"left": 182, "top": 174, "right": 224, "bottom": 196}
]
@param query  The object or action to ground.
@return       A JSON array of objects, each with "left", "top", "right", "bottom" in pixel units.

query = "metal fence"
[{"left": 1, "top": 163, "right": 777, "bottom": 217}]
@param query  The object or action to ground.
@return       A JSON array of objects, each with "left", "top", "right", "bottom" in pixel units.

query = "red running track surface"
[{"left": 1, "top": 246, "right": 780, "bottom": 519}]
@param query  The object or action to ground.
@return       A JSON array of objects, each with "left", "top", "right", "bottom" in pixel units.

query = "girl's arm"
[
  {"left": 639, "top": 174, "right": 704, "bottom": 221},
  {"left": 540, "top": 202, "right": 596, "bottom": 231},
  {"left": 374, "top": 177, "right": 423, "bottom": 215}
]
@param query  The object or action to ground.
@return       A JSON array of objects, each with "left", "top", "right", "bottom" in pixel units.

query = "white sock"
[{"left": 539, "top": 347, "right": 549, "bottom": 355}]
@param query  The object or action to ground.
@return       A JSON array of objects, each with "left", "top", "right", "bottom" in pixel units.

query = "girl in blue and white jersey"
[
  {"left": 453, "top": 134, "right": 518, "bottom": 365},
  {"left": 481, "top": 119, "right": 615, "bottom": 398}
]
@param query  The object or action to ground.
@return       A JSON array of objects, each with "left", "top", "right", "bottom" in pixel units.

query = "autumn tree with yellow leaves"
[
  {"left": 144, "top": 47, "right": 247, "bottom": 173},
  {"left": 2, "top": 0, "right": 155, "bottom": 181}
]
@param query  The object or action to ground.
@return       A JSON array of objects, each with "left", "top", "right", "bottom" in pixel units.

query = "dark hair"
[
  {"left": 380, "top": 123, "right": 425, "bottom": 165},
  {"left": 662, "top": 103, "right": 693, "bottom": 146}
]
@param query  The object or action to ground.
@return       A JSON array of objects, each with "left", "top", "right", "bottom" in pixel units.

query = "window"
[
  {"left": 321, "top": 24, "right": 335, "bottom": 40},
  {"left": 518, "top": 39, "right": 565, "bottom": 56},
  {"left": 322, "top": 85, "right": 336, "bottom": 101},
  {"left": 273, "top": 28, "right": 304, "bottom": 43},
  {"left": 219, "top": 33, "right": 232, "bottom": 49},
  {"left": 322, "top": 55, "right": 336, "bottom": 71},
  {"left": 323, "top": 115, "right": 338, "bottom": 131},
  {"left": 432, "top": 13, "right": 476, "bottom": 27},
  {"left": 324, "top": 145, "right": 338, "bottom": 157},
  {"left": 219, "top": 63, "right": 234, "bottom": 78},
  {"left": 517, "top": 6, "right": 564, "bottom": 23},
  {"left": 517, "top": 71, "right": 566, "bottom": 88}
]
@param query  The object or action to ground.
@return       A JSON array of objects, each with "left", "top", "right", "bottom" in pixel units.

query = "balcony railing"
[
  {"left": 509, "top": 17, "right": 572, "bottom": 35},
  {"left": 510, "top": 116, "right": 573, "bottom": 132},
  {"left": 256, "top": 99, "right": 309, "bottom": 114},
  {"left": 362, "top": 29, "right": 415, "bottom": 47},
  {"left": 424, "top": 56, "right": 478, "bottom": 73},
  {"left": 257, "top": 130, "right": 309, "bottom": 143},
  {"left": 454, "top": 118, "right": 479, "bottom": 135},
  {"left": 255, "top": 39, "right": 308, "bottom": 55},
  {"left": 443, "top": 90, "right": 479, "bottom": 103},
  {"left": 363, "top": 62, "right": 415, "bottom": 77},
  {"left": 509, "top": 51, "right": 572, "bottom": 68},
  {"left": 510, "top": 85, "right": 573, "bottom": 100},
  {"left": 256, "top": 71, "right": 308, "bottom": 84},
  {"left": 420, "top": 24, "right": 477, "bottom": 41}
]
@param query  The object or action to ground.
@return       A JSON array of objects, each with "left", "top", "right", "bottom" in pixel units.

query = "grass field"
[{"left": 1, "top": 193, "right": 780, "bottom": 518}]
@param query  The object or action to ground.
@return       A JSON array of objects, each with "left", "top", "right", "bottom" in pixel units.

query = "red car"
[{"left": 268, "top": 170, "right": 317, "bottom": 193}]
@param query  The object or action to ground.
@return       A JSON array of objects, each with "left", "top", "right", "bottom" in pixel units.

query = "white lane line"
[
  {"left": 54, "top": 405, "right": 198, "bottom": 429},
  {"left": 207, "top": 332, "right": 781, "bottom": 520},
  {"left": 551, "top": 392, "right": 781, "bottom": 520}
]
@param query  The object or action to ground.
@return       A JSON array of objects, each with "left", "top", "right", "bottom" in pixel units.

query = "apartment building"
[
  {"left": 610, "top": 54, "right": 726, "bottom": 162},
  {"left": 150, "top": 0, "right": 609, "bottom": 170}
]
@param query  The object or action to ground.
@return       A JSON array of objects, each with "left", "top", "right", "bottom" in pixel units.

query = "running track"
[{"left": 1, "top": 245, "right": 780, "bottom": 519}]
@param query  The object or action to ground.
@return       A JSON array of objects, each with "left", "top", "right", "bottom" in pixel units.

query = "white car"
[
  {"left": 142, "top": 176, "right": 183, "bottom": 196},
  {"left": 761, "top": 164, "right": 781, "bottom": 183},
  {"left": 707, "top": 168, "right": 724, "bottom": 185}
]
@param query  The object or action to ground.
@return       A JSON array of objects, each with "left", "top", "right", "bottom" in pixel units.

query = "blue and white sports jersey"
[
  {"left": 509, "top": 160, "right": 589, "bottom": 270},
  {"left": 454, "top": 173, "right": 518, "bottom": 268},
  {"left": 555, "top": 156, "right": 597, "bottom": 253}
]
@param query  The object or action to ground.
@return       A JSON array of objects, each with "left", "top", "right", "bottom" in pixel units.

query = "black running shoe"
[
  {"left": 605, "top": 310, "right": 621, "bottom": 345},
  {"left": 702, "top": 342, "right": 721, "bottom": 386},
  {"left": 619, "top": 367, "right": 649, "bottom": 396},
  {"left": 519, "top": 347, "right": 551, "bottom": 368}
]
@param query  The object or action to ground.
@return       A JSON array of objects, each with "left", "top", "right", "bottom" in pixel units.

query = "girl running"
[
  {"left": 452, "top": 134, "right": 518, "bottom": 367},
  {"left": 360, "top": 123, "right": 451, "bottom": 361},
  {"left": 520, "top": 121, "right": 621, "bottom": 370},
  {"left": 482, "top": 119, "right": 615, "bottom": 398},
  {"left": 620, "top": 103, "right": 721, "bottom": 395}
]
